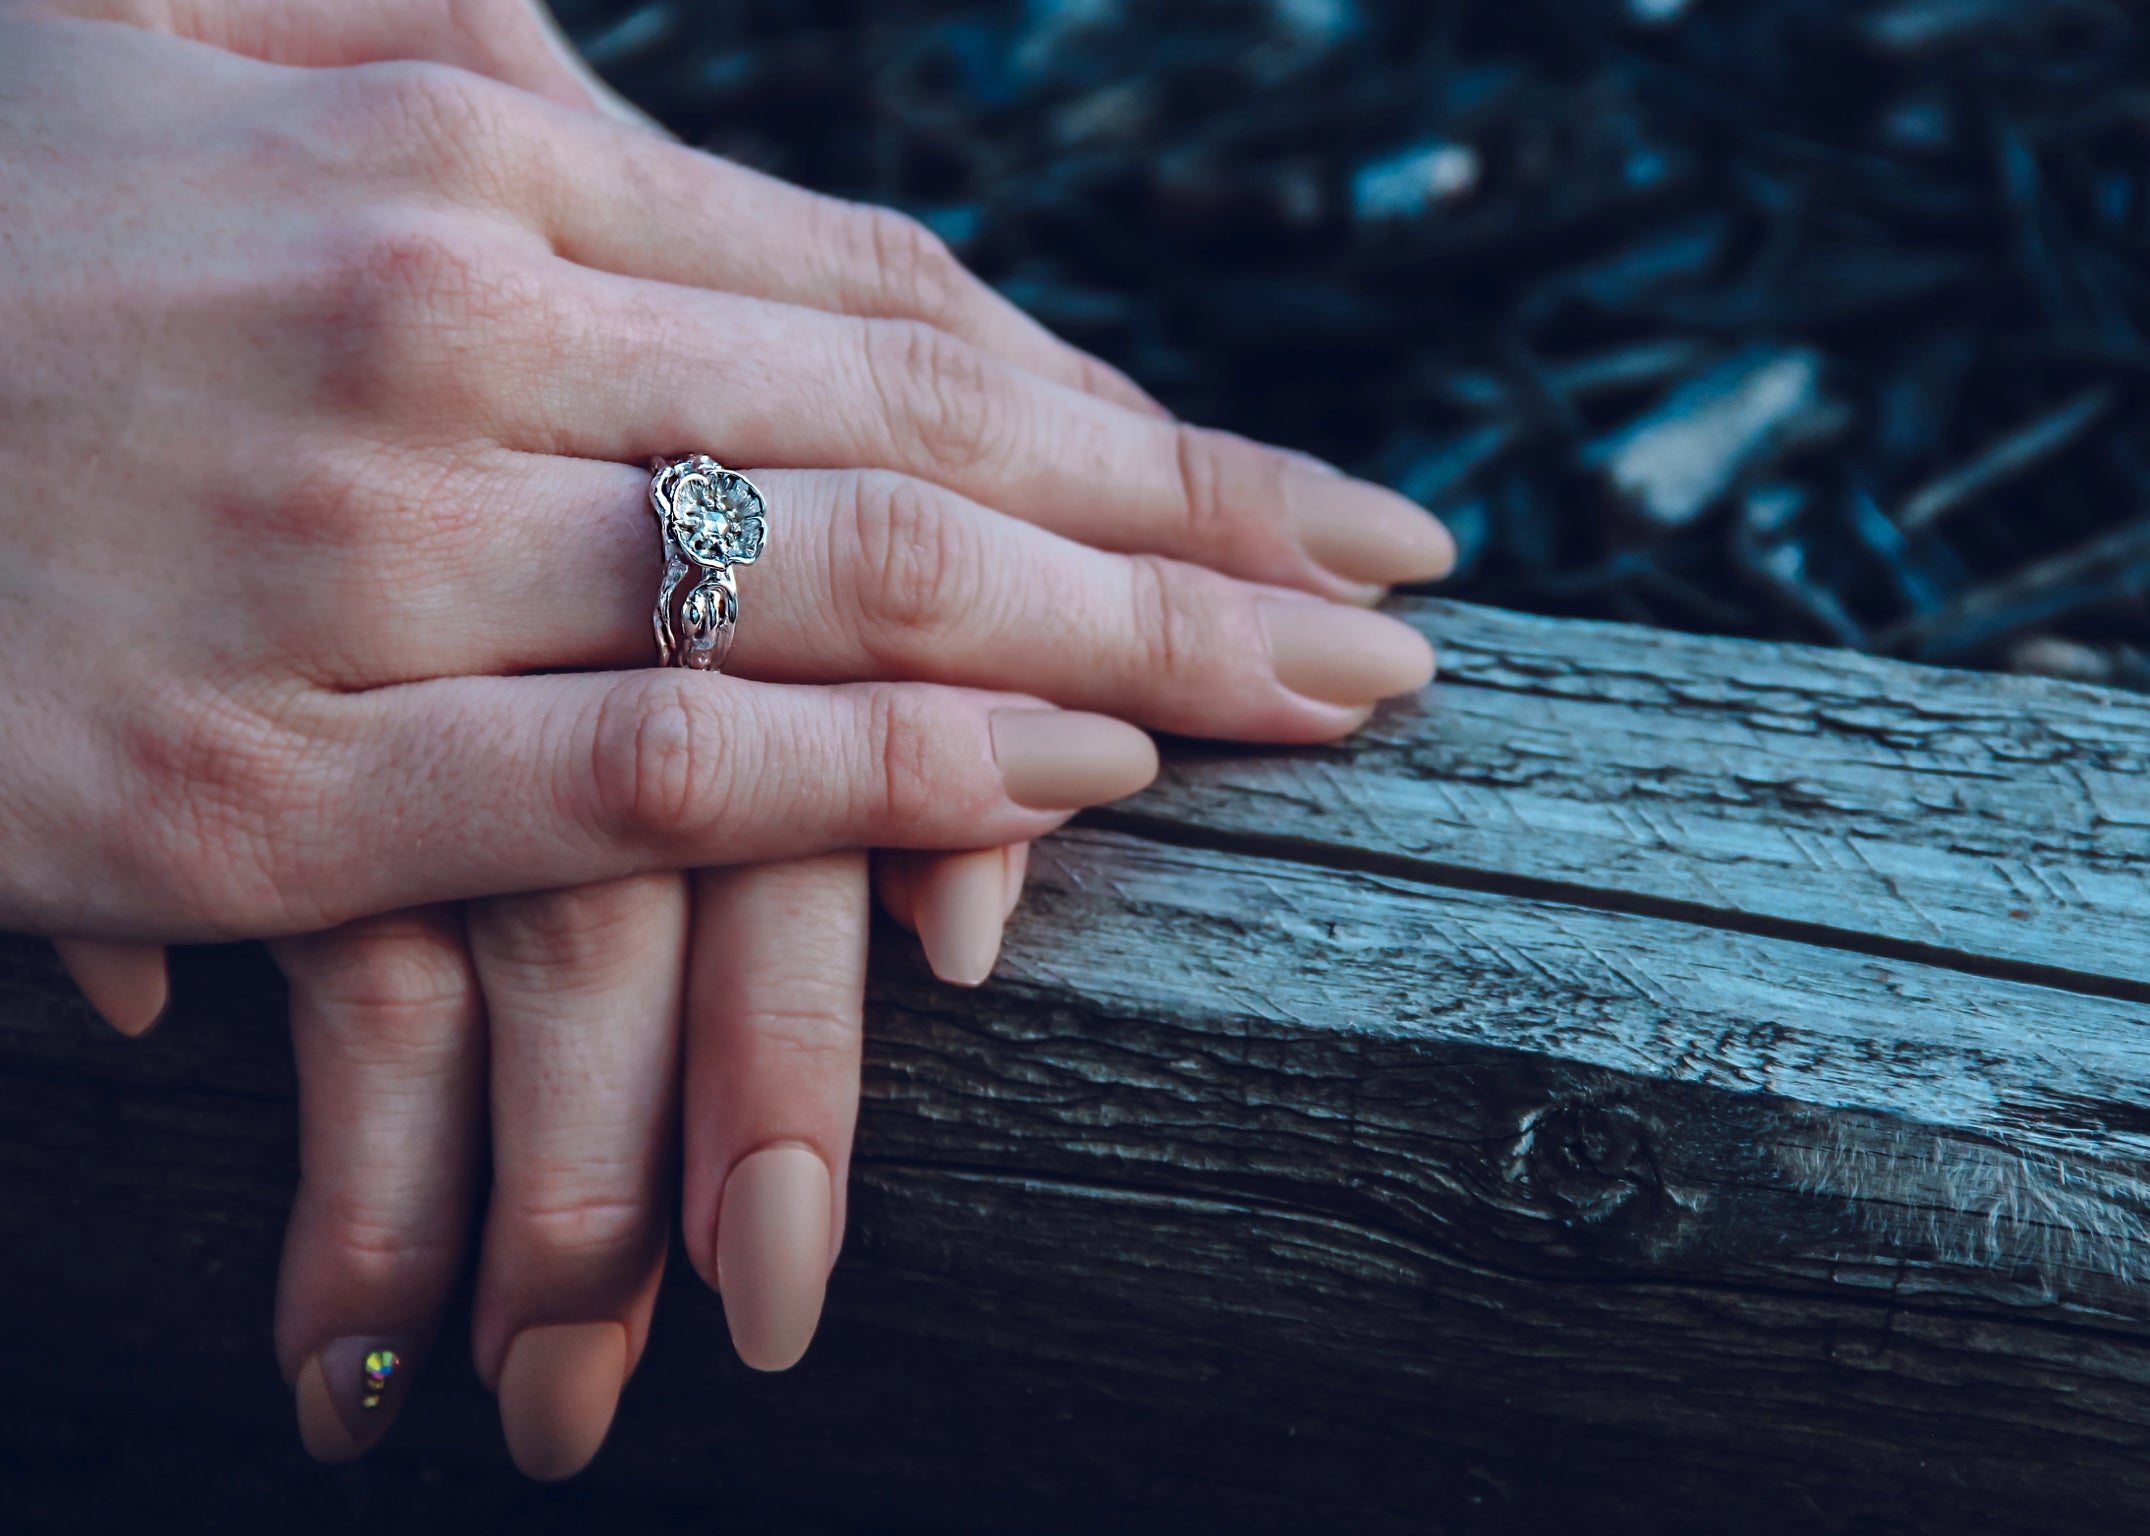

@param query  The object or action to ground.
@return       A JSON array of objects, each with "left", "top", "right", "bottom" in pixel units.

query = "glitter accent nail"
[
  {"left": 312, "top": 1336, "right": 419, "bottom": 1443},
  {"left": 361, "top": 1349, "right": 400, "bottom": 1411}
]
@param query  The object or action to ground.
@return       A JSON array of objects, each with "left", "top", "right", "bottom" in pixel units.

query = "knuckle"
[
  {"left": 1171, "top": 422, "right": 1239, "bottom": 549},
  {"left": 307, "top": 1195, "right": 462, "bottom": 1285},
  {"left": 1123, "top": 554, "right": 1195, "bottom": 682},
  {"left": 864, "top": 686, "right": 945, "bottom": 834},
  {"left": 587, "top": 674, "right": 731, "bottom": 844},
  {"left": 850, "top": 204, "right": 966, "bottom": 328},
  {"left": 848, "top": 474, "right": 977, "bottom": 659},
  {"left": 122, "top": 687, "right": 335, "bottom": 933},
  {"left": 863, "top": 319, "right": 1003, "bottom": 475},
  {"left": 308, "top": 216, "right": 531, "bottom": 419},
  {"left": 329, "top": 60, "right": 526, "bottom": 195},
  {"left": 501, "top": 1192, "right": 651, "bottom": 1264},
  {"left": 293, "top": 916, "right": 473, "bottom": 1029},
  {"left": 471, "top": 877, "right": 670, "bottom": 980}
]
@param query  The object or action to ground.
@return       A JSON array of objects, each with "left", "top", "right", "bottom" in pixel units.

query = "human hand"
[{"left": 15, "top": 0, "right": 1452, "bottom": 1478}]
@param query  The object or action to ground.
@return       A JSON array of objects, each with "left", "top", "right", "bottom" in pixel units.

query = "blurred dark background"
[{"left": 557, "top": 0, "right": 2150, "bottom": 689}]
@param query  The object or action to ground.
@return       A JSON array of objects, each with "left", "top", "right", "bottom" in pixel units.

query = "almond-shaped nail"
[
  {"left": 497, "top": 1321, "right": 627, "bottom": 1482},
  {"left": 1283, "top": 464, "right": 1456, "bottom": 586},
  {"left": 915, "top": 847, "right": 1010, "bottom": 987},
  {"left": 1262, "top": 600, "right": 1437, "bottom": 707},
  {"left": 52, "top": 939, "right": 168, "bottom": 1038},
  {"left": 717, "top": 1146, "right": 834, "bottom": 1372},
  {"left": 295, "top": 1337, "right": 416, "bottom": 1464},
  {"left": 991, "top": 710, "right": 1159, "bottom": 811}
]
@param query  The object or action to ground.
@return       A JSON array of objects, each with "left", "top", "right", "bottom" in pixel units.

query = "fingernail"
[
  {"left": 991, "top": 710, "right": 1159, "bottom": 811},
  {"left": 498, "top": 1322, "right": 627, "bottom": 1482},
  {"left": 294, "top": 1337, "right": 415, "bottom": 1464},
  {"left": 53, "top": 939, "right": 168, "bottom": 1038},
  {"left": 1001, "top": 844, "right": 1030, "bottom": 919},
  {"left": 1283, "top": 465, "right": 1456, "bottom": 586},
  {"left": 915, "top": 848, "right": 1009, "bottom": 987},
  {"left": 1262, "top": 600, "right": 1437, "bottom": 707},
  {"left": 717, "top": 1146, "right": 834, "bottom": 1372}
]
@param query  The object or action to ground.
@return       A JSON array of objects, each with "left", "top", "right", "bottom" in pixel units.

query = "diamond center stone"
[{"left": 671, "top": 470, "right": 767, "bottom": 566}]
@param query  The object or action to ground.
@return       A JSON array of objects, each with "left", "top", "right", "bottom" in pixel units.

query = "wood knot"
[{"left": 1526, "top": 1104, "right": 1661, "bottom": 1224}]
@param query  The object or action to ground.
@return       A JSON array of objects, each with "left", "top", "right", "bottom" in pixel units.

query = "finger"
[
  {"left": 269, "top": 908, "right": 485, "bottom": 1463},
  {"left": 466, "top": 873, "right": 686, "bottom": 1481},
  {"left": 537, "top": 271, "right": 1447, "bottom": 596},
  {"left": 352, "top": 238, "right": 1446, "bottom": 598},
  {"left": 501, "top": 110, "right": 1159, "bottom": 413},
  {"left": 318, "top": 458, "right": 1429, "bottom": 740},
  {"left": 55, "top": 0, "right": 660, "bottom": 129},
  {"left": 680, "top": 854, "right": 867, "bottom": 1370},
  {"left": 242, "top": 679, "right": 1156, "bottom": 934},
  {"left": 875, "top": 846, "right": 1027, "bottom": 989},
  {"left": 51, "top": 938, "right": 169, "bottom": 1036}
]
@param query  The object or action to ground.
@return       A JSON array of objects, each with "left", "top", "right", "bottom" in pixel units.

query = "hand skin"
[{"left": 12, "top": 0, "right": 1453, "bottom": 1479}]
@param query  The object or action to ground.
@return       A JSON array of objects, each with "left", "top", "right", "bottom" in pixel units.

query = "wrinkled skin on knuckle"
[
  {"left": 862, "top": 685, "right": 959, "bottom": 839},
  {"left": 734, "top": 1004, "right": 862, "bottom": 1085},
  {"left": 847, "top": 473, "right": 981, "bottom": 665},
  {"left": 1172, "top": 424, "right": 1299, "bottom": 559},
  {"left": 318, "top": 58, "right": 535, "bottom": 203},
  {"left": 497, "top": 1189, "right": 656, "bottom": 1270},
  {"left": 121, "top": 683, "right": 346, "bottom": 935},
  {"left": 1121, "top": 553, "right": 1198, "bottom": 689},
  {"left": 587, "top": 673, "right": 734, "bottom": 846},
  {"left": 864, "top": 319, "right": 1004, "bottom": 477},
  {"left": 846, "top": 203, "right": 968, "bottom": 330},
  {"left": 303, "top": 210, "right": 545, "bottom": 430},
  {"left": 284, "top": 914, "right": 475, "bottom": 1046},
  {"left": 471, "top": 875, "right": 676, "bottom": 987}
]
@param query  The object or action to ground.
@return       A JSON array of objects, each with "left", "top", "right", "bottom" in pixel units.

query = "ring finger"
[{"left": 313, "top": 458, "right": 1435, "bottom": 741}]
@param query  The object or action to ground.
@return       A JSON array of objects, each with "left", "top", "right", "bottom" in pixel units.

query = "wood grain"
[{"left": 3, "top": 602, "right": 2148, "bottom": 1533}]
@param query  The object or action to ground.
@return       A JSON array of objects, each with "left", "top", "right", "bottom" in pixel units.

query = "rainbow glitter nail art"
[{"left": 360, "top": 1349, "right": 400, "bottom": 1412}]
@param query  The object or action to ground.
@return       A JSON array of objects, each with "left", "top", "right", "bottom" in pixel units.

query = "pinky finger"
[
  {"left": 875, "top": 844, "right": 1030, "bottom": 988},
  {"left": 52, "top": 939, "right": 169, "bottom": 1037}
]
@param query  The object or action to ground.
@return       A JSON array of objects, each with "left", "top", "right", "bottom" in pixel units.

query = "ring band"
[{"left": 649, "top": 454, "right": 768, "bottom": 672}]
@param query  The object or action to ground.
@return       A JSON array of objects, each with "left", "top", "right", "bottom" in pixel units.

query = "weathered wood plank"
[
  {"left": 4, "top": 603, "right": 2150, "bottom": 1532},
  {"left": 1125, "top": 599, "right": 2150, "bottom": 989}
]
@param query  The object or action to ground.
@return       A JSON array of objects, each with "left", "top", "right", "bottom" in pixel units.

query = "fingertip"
[
  {"left": 498, "top": 1322, "right": 628, "bottom": 1482},
  {"left": 990, "top": 709, "right": 1160, "bottom": 812},
  {"left": 295, "top": 1340, "right": 413, "bottom": 1465},
  {"left": 716, "top": 1146, "right": 833, "bottom": 1373},
  {"left": 913, "top": 848, "right": 1008, "bottom": 988},
  {"left": 53, "top": 939, "right": 170, "bottom": 1038}
]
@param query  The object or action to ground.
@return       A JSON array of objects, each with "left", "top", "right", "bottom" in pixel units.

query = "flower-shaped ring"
[{"left": 648, "top": 454, "right": 769, "bottom": 672}]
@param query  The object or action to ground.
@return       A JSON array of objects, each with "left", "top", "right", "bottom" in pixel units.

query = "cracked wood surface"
[{"left": 2, "top": 602, "right": 2148, "bottom": 1534}]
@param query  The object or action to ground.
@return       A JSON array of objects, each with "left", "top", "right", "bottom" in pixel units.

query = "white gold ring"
[{"left": 649, "top": 454, "right": 768, "bottom": 672}]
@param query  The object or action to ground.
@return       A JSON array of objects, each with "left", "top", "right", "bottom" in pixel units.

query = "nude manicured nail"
[
  {"left": 1283, "top": 465, "right": 1457, "bottom": 586},
  {"left": 991, "top": 711, "right": 1159, "bottom": 811},
  {"left": 497, "top": 1322, "right": 627, "bottom": 1482},
  {"left": 915, "top": 848, "right": 1010, "bottom": 987},
  {"left": 53, "top": 939, "right": 168, "bottom": 1038},
  {"left": 717, "top": 1146, "right": 834, "bottom": 1373},
  {"left": 294, "top": 1337, "right": 415, "bottom": 1464},
  {"left": 1262, "top": 600, "right": 1437, "bottom": 707}
]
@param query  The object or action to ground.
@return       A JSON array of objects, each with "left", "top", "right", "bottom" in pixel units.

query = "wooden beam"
[{"left": 2, "top": 601, "right": 2147, "bottom": 1532}]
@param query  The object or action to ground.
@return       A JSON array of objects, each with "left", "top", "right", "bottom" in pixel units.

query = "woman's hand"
[
  {"left": 5, "top": 6, "right": 1442, "bottom": 945},
  {"left": 11, "top": 0, "right": 1452, "bottom": 1479}
]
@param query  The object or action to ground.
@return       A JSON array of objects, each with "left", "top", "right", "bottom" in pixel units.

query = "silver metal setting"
[{"left": 649, "top": 454, "right": 768, "bottom": 671}]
